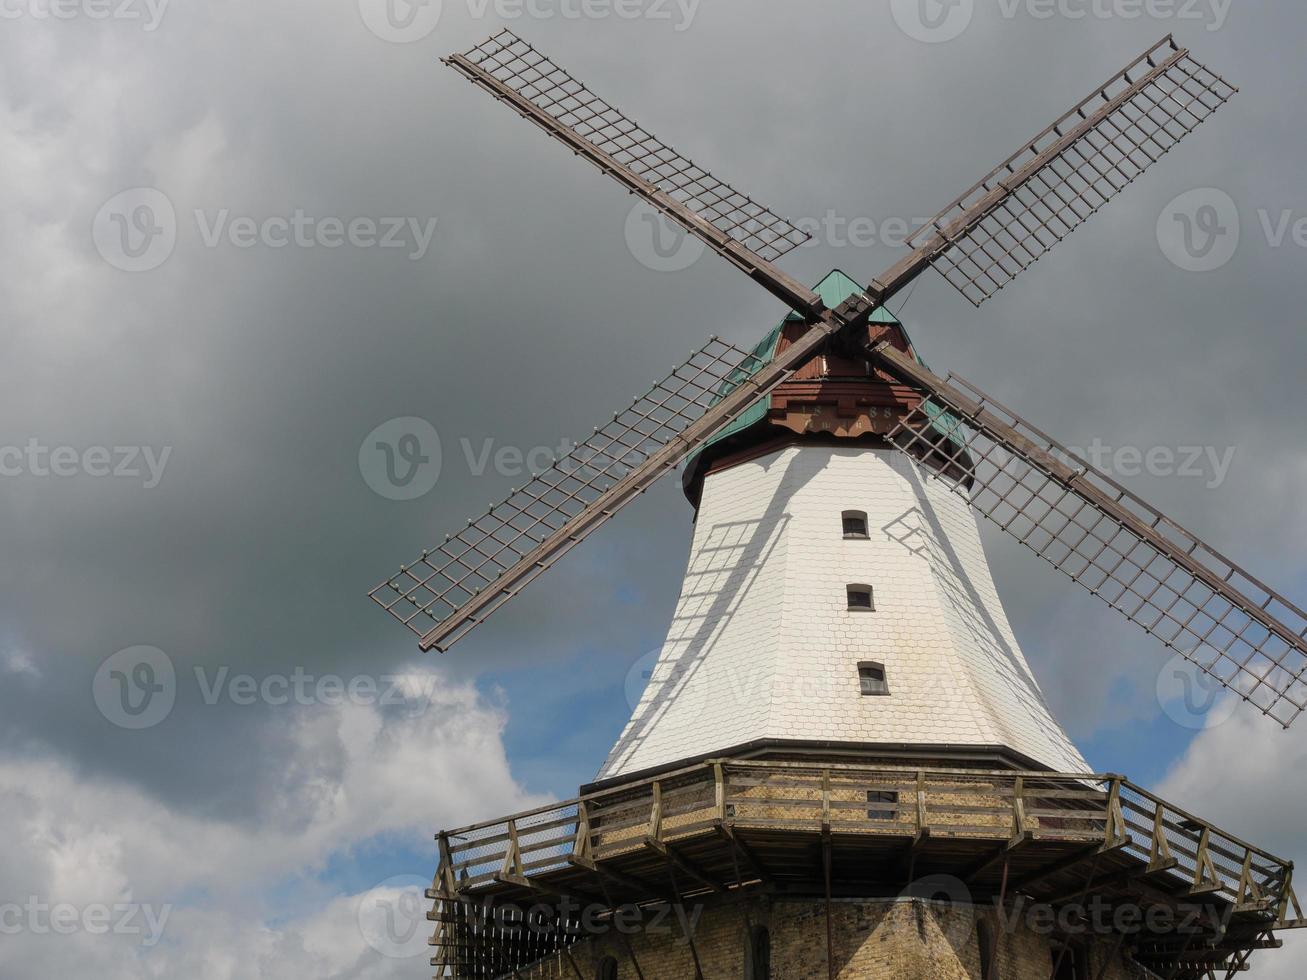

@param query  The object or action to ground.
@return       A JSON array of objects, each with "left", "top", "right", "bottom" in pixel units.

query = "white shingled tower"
[{"left": 600, "top": 271, "right": 1086, "bottom": 784}]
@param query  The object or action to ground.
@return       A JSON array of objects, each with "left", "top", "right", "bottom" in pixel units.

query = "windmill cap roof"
[{"left": 688, "top": 269, "right": 920, "bottom": 459}]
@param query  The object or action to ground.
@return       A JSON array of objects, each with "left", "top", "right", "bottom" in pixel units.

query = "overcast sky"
[{"left": 1, "top": 0, "right": 1305, "bottom": 976}]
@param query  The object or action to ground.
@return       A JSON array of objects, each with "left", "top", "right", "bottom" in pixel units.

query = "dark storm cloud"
[{"left": 1, "top": 0, "right": 1304, "bottom": 822}]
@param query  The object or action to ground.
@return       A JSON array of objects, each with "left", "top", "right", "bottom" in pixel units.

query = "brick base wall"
[{"left": 512, "top": 896, "right": 1150, "bottom": 980}]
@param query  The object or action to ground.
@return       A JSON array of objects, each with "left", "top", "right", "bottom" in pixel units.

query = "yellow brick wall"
[{"left": 511, "top": 897, "right": 1147, "bottom": 979}]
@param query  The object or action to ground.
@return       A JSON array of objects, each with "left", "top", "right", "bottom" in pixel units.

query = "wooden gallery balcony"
[{"left": 427, "top": 761, "right": 1303, "bottom": 979}]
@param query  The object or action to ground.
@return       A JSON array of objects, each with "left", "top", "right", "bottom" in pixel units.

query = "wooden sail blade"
[
  {"left": 871, "top": 35, "right": 1237, "bottom": 307},
  {"left": 873, "top": 344, "right": 1307, "bottom": 727},
  {"left": 372, "top": 323, "right": 845, "bottom": 651},
  {"left": 444, "top": 29, "right": 823, "bottom": 317}
]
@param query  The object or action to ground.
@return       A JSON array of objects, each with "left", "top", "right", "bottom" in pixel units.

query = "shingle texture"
[{"left": 599, "top": 446, "right": 1087, "bottom": 779}]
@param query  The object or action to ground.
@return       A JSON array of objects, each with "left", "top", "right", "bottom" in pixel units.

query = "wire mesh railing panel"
[
  {"left": 449, "top": 29, "right": 811, "bottom": 264},
  {"left": 907, "top": 36, "right": 1236, "bottom": 306},
  {"left": 371, "top": 337, "right": 769, "bottom": 645},
  {"left": 888, "top": 377, "right": 1307, "bottom": 728}
]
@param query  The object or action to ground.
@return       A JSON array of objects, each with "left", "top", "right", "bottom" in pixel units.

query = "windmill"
[{"left": 374, "top": 30, "right": 1307, "bottom": 980}]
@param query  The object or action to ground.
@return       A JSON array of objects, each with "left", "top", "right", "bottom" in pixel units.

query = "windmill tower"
[{"left": 372, "top": 31, "right": 1307, "bottom": 979}]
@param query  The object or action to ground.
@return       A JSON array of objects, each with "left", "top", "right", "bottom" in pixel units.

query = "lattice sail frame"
[
  {"left": 887, "top": 35, "right": 1237, "bottom": 307},
  {"left": 448, "top": 29, "right": 811, "bottom": 265},
  {"left": 370, "top": 338, "right": 773, "bottom": 649},
  {"left": 883, "top": 364, "right": 1307, "bottom": 727}
]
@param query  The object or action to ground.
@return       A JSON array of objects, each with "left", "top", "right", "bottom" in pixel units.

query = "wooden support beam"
[
  {"left": 961, "top": 831, "right": 1032, "bottom": 885},
  {"left": 492, "top": 871, "right": 607, "bottom": 910},
  {"left": 1009, "top": 843, "right": 1104, "bottom": 894},
  {"left": 715, "top": 824, "right": 771, "bottom": 887},
  {"left": 823, "top": 818, "right": 836, "bottom": 980},
  {"left": 657, "top": 844, "right": 705, "bottom": 980},
  {"left": 567, "top": 855, "right": 673, "bottom": 905},
  {"left": 644, "top": 837, "right": 726, "bottom": 894},
  {"left": 898, "top": 829, "right": 931, "bottom": 885}
]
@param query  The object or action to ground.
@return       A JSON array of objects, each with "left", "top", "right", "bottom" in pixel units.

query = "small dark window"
[
  {"left": 847, "top": 584, "right": 874, "bottom": 611},
  {"left": 596, "top": 956, "right": 619, "bottom": 980},
  {"left": 866, "top": 790, "right": 898, "bottom": 820},
  {"left": 747, "top": 926, "right": 770, "bottom": 980},
  {"left": 842, "top": 510, "right": 869, "bottom": 539},
  {"left": 858, "top": 662, "right": 889, "bottom": 696}
]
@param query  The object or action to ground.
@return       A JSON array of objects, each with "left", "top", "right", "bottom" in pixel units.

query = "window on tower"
[
  {"left": 847, "top": 584, "right": 875, "bottom": 611},
  {"left": 858, "top": 662, "right": 889, "bottom": 696},
  {"left": 841, "top": 510, "right": 869, "bottom": 539},
  {"left": 596, "top": 956, "right": 619, "bottom": 980},
  {"left": 866, "top": 790, "right": 898, "bottom": 820}
]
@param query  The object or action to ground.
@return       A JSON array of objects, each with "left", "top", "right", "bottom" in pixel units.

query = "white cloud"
[
  {"left": 1158, "top": 702, "right": 1307, "bottom": 977},
  {"left": 0, "top": 664, "right": 545, "bottom": 978}
]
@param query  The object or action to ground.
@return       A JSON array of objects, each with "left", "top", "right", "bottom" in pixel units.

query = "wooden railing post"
[
  {"left": 572, "top": 800, "right": 592, "bottom": 861},
  {"left": 1102, "top": 777, "right": 1128, "bottom": 850},
  {"left": 1148, "top": 801, "right": 1176, "bottom": 871},
  {"left": 650, "top": 781, "right": 663, "bottom": 843},
  {"left": 714, "top": 763, "right": 726, "bottom": 823},
  {"left": 501, "top": 818, "right": 525, "bottom": 877},
  {"left": 1011, "top": 776, "right": 1028, "bottom": 838}
]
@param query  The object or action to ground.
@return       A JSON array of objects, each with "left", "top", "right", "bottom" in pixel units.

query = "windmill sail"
[
  {"left": 872, "top": 35, "right": 1237, "bottom": 307},
  {"left": 444, "top": 30, "right": 822, "bottom": 316},
  {"left": 875, "top": 344, "right": 1307, "bottom": 727},
  {"left": 372, "top": 327, "right": 846, "bottom": 651}
]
